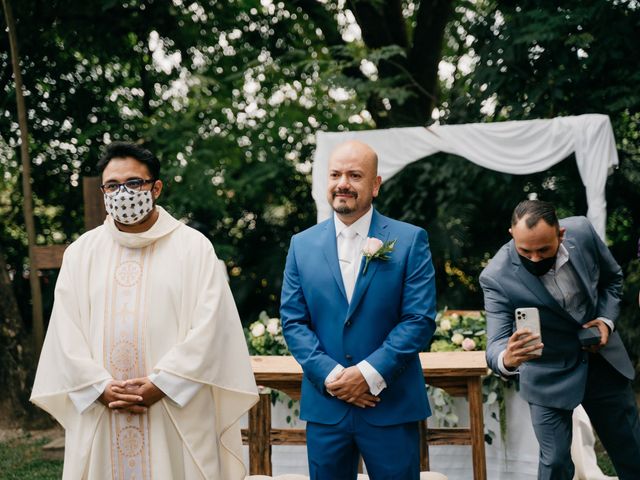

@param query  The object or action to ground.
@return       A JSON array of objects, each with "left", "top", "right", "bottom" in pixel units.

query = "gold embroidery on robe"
[{"left": 105, "top": 245, "right": 154, "bottom": 479}]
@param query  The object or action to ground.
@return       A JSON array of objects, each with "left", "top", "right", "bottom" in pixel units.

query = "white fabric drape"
[{"left": 312, "top": 114, "right": 618, "bottom": 238}]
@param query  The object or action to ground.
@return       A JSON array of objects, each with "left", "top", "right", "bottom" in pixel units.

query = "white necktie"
[{"left": 339, "top": 229, "right": 359, "bottom": 302}]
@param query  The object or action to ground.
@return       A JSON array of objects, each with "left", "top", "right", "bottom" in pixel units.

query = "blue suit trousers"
[{"left": 306, "top": 407, "right": 420, "bottom": 480}]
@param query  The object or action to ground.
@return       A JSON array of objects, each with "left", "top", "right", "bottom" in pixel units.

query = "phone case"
[{"left": 515, "top": 307, "right": 542, "bottom": 356}]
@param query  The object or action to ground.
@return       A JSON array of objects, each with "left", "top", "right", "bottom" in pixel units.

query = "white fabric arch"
[{"left": 312, "top": 114, "right": 618, "bottom": 238}]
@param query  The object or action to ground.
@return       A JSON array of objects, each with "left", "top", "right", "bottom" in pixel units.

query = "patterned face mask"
[{"left": 104, "top": 188, "right": 154, "bottom": 225}]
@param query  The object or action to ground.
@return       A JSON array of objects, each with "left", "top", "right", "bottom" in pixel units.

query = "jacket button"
[
  {"left": 346, "top": 320, "right": 352, "bottom": 327},
  {"left": 345, "top": 354, "right": 353, "bottom": 360}
]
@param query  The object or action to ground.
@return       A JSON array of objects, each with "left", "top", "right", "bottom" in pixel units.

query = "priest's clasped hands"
[
  {"left": 98, "top": 377, "right": 166, "bottom": 414},
  {"left": 325, "top": 366, "right": 381, "bottom": 409}
]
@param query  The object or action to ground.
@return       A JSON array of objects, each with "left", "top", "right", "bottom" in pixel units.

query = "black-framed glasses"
[{"left": 100, "top": 179, "right": 155, "bottom": 195}]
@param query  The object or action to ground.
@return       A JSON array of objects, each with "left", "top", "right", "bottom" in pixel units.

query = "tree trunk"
[
  {"left": 348, "top": 0, "right": 453, "bottom": 126},
  {"left": 1, "top": 0, "right": 45, "bottom": 353},
  {"left": 405, "top": 0, "right": 454, "bottom": 122},
  {"left": 0, "top": 246, "right": 32, "bottom": 421}
]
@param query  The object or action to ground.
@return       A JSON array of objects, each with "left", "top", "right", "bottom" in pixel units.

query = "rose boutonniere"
[{"left": 362, "top": 237, "right": 396, "bottom": 274}]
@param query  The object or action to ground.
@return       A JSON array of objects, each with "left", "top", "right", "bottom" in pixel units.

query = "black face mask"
[{"left": 518, "top": 254, "right": 556, "bottom": 277}]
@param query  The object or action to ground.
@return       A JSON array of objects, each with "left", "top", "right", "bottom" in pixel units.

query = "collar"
[
  {"left": 548, "top": 242, "right": 570, "bottom": 274},
  {"left": 334, "top": 207, "right": 373, "bottom": 239},
  {"left": 105, "top": 205, "right": 182, "bottom": 248}
]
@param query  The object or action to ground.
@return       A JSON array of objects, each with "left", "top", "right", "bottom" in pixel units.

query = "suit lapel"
[
  {"left": 321, "top": 219, "right": 348, "bottom": 301},
  {"left": 346, "top": 210, "right": 389, "bottom": 320},
  {"left": 563, "top": 238, "right": 596, "bottom": 306}
]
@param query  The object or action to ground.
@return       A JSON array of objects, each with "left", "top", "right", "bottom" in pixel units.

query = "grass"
[
  {"left": 0, "top": 429, "right": 620, "bottom": 479},
  {"left": 0, "top": 434, "right": 63, "bottom": 480},
  {"left": 595, "top": 438, "right": 616, "bottom": 476}
]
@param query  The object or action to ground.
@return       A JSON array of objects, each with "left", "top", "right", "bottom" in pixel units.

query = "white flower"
[
  {"left": 451, "top": 333, "right": 464, "bottom": 345},
  {"left": 251, "top": 323, "right": 266, "bottom": 337},
  {"left": 361, "top": 238, "right": 396, "bottom": 274},
  {"left": 266, "top": 318, "right": 280, "bottom": 335},
  {"left": 440, "top": 319, "right": 451, "bottom": 331},
  {"left": 362, "top": 237, "right": 384, "bottom": 256},
  {"left": 462, "top": 338, "right": 476, "bottom": 351}
]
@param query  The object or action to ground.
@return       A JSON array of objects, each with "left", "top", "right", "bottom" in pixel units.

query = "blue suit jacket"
[
  {"left": 480, "top": 216, "right": 634, "bottom": 410},
  {"left": 280, "top": 209, "right": 437, "bottom": 426}
]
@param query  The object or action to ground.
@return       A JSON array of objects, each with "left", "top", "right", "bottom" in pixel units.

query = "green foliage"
[
  {"left": 430, "top": 310, "right": 488, "bottom": 352},
  {"left": 618, "top": 259, "right": 640, "bottom": 382},
  {"left": 2, "top": 1, "right": 640, "bottom": 384},
  {"left": 0, "top": 435, "right": 63, "bottom": 479},
  {"left": 0, "top": 1, "right": 371, "bottom": 324},
  {"left": 467, "top": 1, "right": 640, "bottom": 120},
  {"left": 596, "top": 443, "right": 616, "bottom": 476}
]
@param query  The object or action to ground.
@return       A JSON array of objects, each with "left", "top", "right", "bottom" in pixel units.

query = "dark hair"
[
  {"left": 97, "top": 142, "right": 160, "bottom": 180},
  {"left": 511, "top": 199, "right": 559, "bottom": 229}
]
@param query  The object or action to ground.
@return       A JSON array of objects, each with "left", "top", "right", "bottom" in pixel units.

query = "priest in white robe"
[{"left": 31, "top": 141, "right": 258, "bottom": 480}]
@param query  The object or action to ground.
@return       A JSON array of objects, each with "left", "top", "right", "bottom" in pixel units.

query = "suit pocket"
[{"left": 527, "top": 355, "right": 567, "bottom": 369}]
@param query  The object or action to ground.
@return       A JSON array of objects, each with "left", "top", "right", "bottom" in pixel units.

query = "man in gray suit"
[{"left": 480, "top": 199, "right": 640, "bottom": 480}]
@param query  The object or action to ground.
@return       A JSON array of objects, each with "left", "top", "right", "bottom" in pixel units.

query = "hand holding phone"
[{"left": 515, "top": 307, "right": 543, "bottom": 357}]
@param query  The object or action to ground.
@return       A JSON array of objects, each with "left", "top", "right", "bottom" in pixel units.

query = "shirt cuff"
[
  {"left": 596, "top": 317, "right": 614, "bottom": 332},
  {"left": 324, "top": 364, "right": 345, "bottom": 396},
  {"left": 148, "top": 371, "right": 203, "bottom": 408},
  {"left": 357, "top": 360, "right": 387, "bottom": 395},
  {"left": 498, "top": 350, "right": 519, "bottom": 377},
  {"left": 69, "top": 378, "right": 111, "bottom": 414}
]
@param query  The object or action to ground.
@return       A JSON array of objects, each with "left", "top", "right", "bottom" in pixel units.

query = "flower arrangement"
[
  {"left": 430, "top": 310, "right": 487, "bottom": 353},
  {"left": 245, "top": 311, "right": 290, "bottom": 356},
  {"left": 245, "top": 312, "right": 296, "bottom": 416},
  {"left": 427, "top": 309, "right": 515, "bottom": 445}
]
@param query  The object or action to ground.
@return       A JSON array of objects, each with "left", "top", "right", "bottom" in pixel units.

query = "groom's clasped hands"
[{"left": 325, "top": 366, "right": 381, "bottom": 408}]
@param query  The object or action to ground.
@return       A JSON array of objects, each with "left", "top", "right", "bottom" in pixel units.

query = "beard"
[
  {"left": 331, "top": 189, "right": 357, "bottom": 215},
  {"left": 333, "top": 204, "right": 354, "bottom": 215}
]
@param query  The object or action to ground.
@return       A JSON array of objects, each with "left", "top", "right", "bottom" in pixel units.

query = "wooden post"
[
  {"left": 419, "top": 418, "right": 430, "bottom": 471},
  {"left": 83, "top": 177, "right": 106, "bottom": 230},
  {"left": 468, "top": 377, "right": 487, "bottom": 480},
  {"left": 2, "top": 0, "right": 44, "bottom": 352},
  {"left": 248, "top": 392, "right": 272, "bottom": 475}
]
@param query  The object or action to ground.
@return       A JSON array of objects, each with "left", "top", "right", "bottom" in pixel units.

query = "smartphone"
[{"left": 515, "top": 307, "right": 542, "bottom": 356}]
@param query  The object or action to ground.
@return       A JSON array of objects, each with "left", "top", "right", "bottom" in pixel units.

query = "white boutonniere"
[{"left": 362, "top": 237, "right": 396, "bottom": 274}]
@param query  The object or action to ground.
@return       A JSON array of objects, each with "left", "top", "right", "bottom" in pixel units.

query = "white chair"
[
  {"left": 246, "top": 476, "right": 309, "bottom": 480},
  {"left": 246, "top": 473, "right": 448, "bottom": 480},
  {"left": 358, "top": 474, "right": 448, "bottom": 480}
]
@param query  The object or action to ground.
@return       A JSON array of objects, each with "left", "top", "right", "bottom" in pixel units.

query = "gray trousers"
[{"left": 529, "top": 353, "right": 640, "bottom": 480}]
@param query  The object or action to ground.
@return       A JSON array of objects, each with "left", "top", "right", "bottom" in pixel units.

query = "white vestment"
[{"left": 31, "top": 207, "right": 258, "bottom": 479}]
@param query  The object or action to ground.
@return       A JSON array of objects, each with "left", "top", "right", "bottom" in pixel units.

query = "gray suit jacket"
[{"left": 480, "top": 216, "right": 634, "bottom": 410}]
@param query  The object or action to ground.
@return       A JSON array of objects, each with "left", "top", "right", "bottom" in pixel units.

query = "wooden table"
[{"left": 242, "top": 351, "right": 488, "bottom": 480}]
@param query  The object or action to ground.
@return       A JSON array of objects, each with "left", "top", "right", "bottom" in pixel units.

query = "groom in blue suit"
[{"left": 280, "top": 141, "right": 437, "bottom": 480}]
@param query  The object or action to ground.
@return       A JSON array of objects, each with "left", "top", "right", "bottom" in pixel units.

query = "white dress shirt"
[
  {"left": 325, "top": 208, "right": 387, "bottom": 396},
  {"left": 498, "top": 242, "right": 613, "bottom": 376}
]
